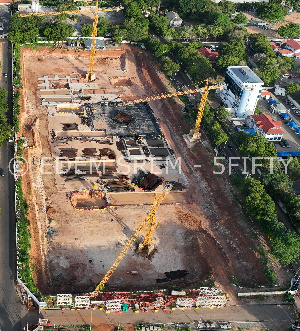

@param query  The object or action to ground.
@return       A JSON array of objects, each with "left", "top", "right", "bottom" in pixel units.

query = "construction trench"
[{"left": 18, "top": 45, "right": 272, "bottom": 309}]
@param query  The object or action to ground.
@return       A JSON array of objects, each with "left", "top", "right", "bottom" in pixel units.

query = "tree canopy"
[
  {"left": 9, "top": 14, "right": 44, "bottom": 44},
  {"left": 249, "top": 33, "right": 275, "bottom": 58},
  {"left": 0, "top": 87, "right": 11, "bottom": 145},
  {"left": 160, "top": 56, "right": 180, "bottom": 76},
  {"left": 124, "top": 17, "right": 149, "bottom": 41},
  {"left": 256, "top": 57, "right": 281, "bottom": 85},
  {"left": 217, "top": 37, "right": 246, "bottom": 69},
  {"left": 233, "top": 12, "right": 247, "bottom": 24},
  {"left": 257, "top": 3, "right": 287, "bottom": 23},
  {"left": 235, "top": 131, "right": 277, "bottom": 157},
  {"left": 278, "top": 22, "right": 300, "bottom": 38},
  {"left": 43, "top": 22, "right": 75, "bottom": 42}
]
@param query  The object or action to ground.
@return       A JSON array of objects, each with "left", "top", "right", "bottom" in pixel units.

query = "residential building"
[
  {"left": 197, "top": 47, "right": 219, "bottom": 66},
  {"left": 247, "top": 114, "right": 284, "bottom": 141},
  {"left": 165, "top": 11, "right": 182, "bottom": 27},
  {"left": 274, "top": 85, "right": 286, "bottom": 96},
  {"left": 260, "top": 91, "right": 271, "bottom": 99},
  {"left": 220, "top": 66, "right": 264, "bottom": 118},
  {"left": 284, "top": 39, "right": 300, "bottom": 57},
  {"left": 278, "top": 49, "right": 294, "bottom": 57}
]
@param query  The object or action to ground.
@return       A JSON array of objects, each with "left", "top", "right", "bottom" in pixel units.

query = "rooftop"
[
  {"left": 84, "top": 39, "right": 105, "bottom": 49},
  {"left": 197, "top": 47, "right": 219, "bottom": 62},
  {"left": 286, "top": 39, "right": 300, "bottom": 51},
  {"left": 252, "top": 114, "right": 284, "bottom": 135},
  {"left": 278, "top": 49, "right": 294, "bottom": 55},
  {"left": 228, "top": 66, "right": 264, "bottom": 85}
]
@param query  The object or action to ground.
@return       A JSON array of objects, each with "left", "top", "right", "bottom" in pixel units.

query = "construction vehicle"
[
  {"left": 94, "top": 183, "right": 172, "bottom": 294},
  {"left": 121, "top": 79, "right": 222, "bottom": 142},
  {"left": 19, "top": 1, "right": 122, "bottom": 81}
]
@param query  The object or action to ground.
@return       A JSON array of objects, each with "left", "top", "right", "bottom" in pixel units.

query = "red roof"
[
  {"left": 252, "top": 114, "right": 284, "bottom": 135},
  {"left": 270, "top": 42, "right": 279, "bottom": 50},
  {"left": 197, "top": 47, "right": 219, "bottom": 62},
  {"left": 278, "top": 49, "right": 294, "bottom": 55},
  {"left": 286, "top": 39, "right": 300, "bottom": 51},
  {"left": 261, "top": 91, "right": 271, "bottom": 95}
]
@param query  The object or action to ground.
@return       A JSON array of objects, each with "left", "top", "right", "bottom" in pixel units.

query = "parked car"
[
  {"left": 282, "top": 140, "right": 290, "bottom": 148},
  {"left": 0, "top": 168, "right": 4, "bottom": 177},
  {"left": 3, "top": 73, "right": 7, "bottom": 78},
  {"left": 280, "top": 141, "right": 285, "bottom": 148}
]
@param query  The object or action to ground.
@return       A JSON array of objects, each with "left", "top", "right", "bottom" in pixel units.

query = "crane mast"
[
  {"left": 188, "top": 79, "right": 210, "bottom": 142},
  {"left": 19, "top": 3, "right": 122, "bottom": 81},
  {"left": 94, "top": 184, "right": 172, "bottom": 294},
  {"left": 86, "top": 0, "right": 99, "bottom": 82}
]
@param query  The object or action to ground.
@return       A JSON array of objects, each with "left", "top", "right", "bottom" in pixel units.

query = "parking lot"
[{"left": 257, "top": 98, "right": 300, "bottom": 152}]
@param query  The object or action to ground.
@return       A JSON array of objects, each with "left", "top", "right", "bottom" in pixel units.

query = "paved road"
[
  {"left": 0, "top": 18, "right": 38, "bottom": 329},
  {"left": 40, "top": 303, "right": 295, "bottom": 331}
]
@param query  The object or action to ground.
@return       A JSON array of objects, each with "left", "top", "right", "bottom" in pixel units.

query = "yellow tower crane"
[
  {"left": 94, "top": 183, "right": 172, "bottom": 294},
  {"left": 121, "top": 79, "right": 223, "bottom": 143},
  {"left": 19, "top": 2, "right": 122, "bottom": 81}
]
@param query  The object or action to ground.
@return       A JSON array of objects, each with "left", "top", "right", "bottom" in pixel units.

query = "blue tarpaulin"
[
  {"left": 280, "top": 113, "right": 290, "bottom": 119},
  {"left": 269, "top": 99, "right": 276, "bottom": 104},
  {"left": 278, "top": 152, "right": 300, "bottom": 157},
  {"left": 288, "top": 121, "right": 298, "bottom": 128}
]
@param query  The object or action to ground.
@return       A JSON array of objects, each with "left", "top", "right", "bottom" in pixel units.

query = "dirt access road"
[{"left": 19, "top": 45, "right": 271, "bottom": 300}]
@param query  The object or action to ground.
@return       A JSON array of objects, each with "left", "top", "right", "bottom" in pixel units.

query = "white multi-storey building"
[{"left": 220, "top": 66, "right": 264, "bottom": 118}]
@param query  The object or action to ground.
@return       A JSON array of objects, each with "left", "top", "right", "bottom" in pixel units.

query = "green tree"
[
  {"left": 149, "top": 13, "right": 170, "bottom": 37},
  {"left": 257, "top": 57, "right": 281, "bottom": 85},
  {"left": 0, "top": 113, "right": 10, "bottom": 145},
  {"left": 217, "top": 37, "right": 246, "bottom": 68},
  {"left": 57, "top": 1, "right": 77, "bottom": 12},
  {"left": 227, "top": 26, "right": 249, "bottom": 40},
  {"left": 124, "top": 17, "right": 149, "bottom": 41},
  {"left": 43, "top": 22, "right": 75, "bottom": 42},
  {"left": 202, "top": 103, "right": 214, "bottom": 126},
  {"left": 97, "top": 16, "right": 108, "bottom": 36},
  {"left": 233, "top": 12, "right": 247, "bottom": 24},
  {"left": 218, "top": 0, "right": 236, "bottom": 15},
  {"left": 257, "top": 3, "right": 287, "bottom": 23},
  {"left": 81, "top": 24, "right": 93, "bottom": 37},
  {"left": 285, "top": 193, "right": 300, "bottom": 225},
  {"left": 177, "top": 46, "right": 200, "bottom": 68},
  {"left": 272, "top": 231, "right": 300, "bottom": 265},
  {"left": 111, "top": 26, "right": 125, "bottom": 43},
  {"left": 160, "top": 56, "right": 180, "bottom": 76},
  {"left": 136, "top": 0, "right": 159, "bottom": 9},
  {"left": 278, "top": 22, "right": 300, "bottom": 38},
  {"left": 262, "top": 171, "right": 293, "bottom": 199},
  {"left": 207, "top": 12, "right": 232, "bottom": 26},
  {"left": 9, "top": 14, "right": 44, "bottom": 44},
  {"left": 215, "top": 105, "right": 229, "bottom": 122},
  {"left": 236, "top": 132, "right": 277, "bottom": 157},
  {"left": 277, "top": 56, "right": 295, "bottom": 73},
  {"left": 210, "top": 121, "right": 228, "bottom": 146},
  {"left": 287, "top": 157, "right": 300, "bottom": 180},
  {"left": 206, "top": 25, "right": 224, "bottom": 37},
  {"left": 188, "top": 55, "right": 216, "bottom": 82},
  {"left": 177, "top": 0, "right": 206, "bottom": 16},
  {"left": 286, "top": 82, "right": 300, "bottom": 95},
  {"left": 124, "top": 1, "right": 143, "bottom": 18},
  {"left": 249, "top": 33, "right": 275, "bottom": 57}
]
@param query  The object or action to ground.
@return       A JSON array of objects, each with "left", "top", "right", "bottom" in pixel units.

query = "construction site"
[{"left": 19, "top": 44, "right": 271, "bottom": 303}]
